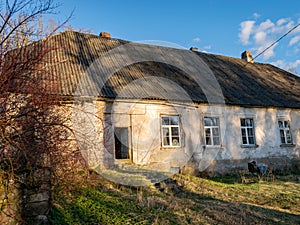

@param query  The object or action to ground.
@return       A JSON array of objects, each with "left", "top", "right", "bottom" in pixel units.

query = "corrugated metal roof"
[{"left": 6, "top": 30, "right": 300, "bottom": 109}]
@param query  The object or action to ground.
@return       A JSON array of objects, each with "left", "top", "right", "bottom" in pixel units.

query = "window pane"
[
  {"left": 279, "top": 130, "right": 284, "bottom": 137},
  {"left": 171, "top": 127, "right": 179, "bottom": 136},
  {"left": 213, "top": 118, "right": 219, "bottom": 126},
  {"left": 248, "top": 137, "right": 255, "bottom": 145},
  {"left": 204, "top": 117, "right": 213, "bottom": 126},
  {"left": 286, "top": 130, "right": 292, "bottom": 143},
  {"left": 280, "top": 130, "right": 285, "bottom": 144},
  {"left": 247, "top": 128, "right": 253, "bottom": 136},
  {"left": 284, "top": 121, "right": 290, "bottom": 128},
  {"left": 213, "top": 137, "right": 220, "bottom": 145},
  {"left": 278, "top": 120, "right": 283, "bottom": 128},
  {"left": 162, "top": 117, "right": 169, "bottom": 125},
  {"left": 163, "top": 137, "right": 170, "bottom": 146},
  {"left": 241, "top": 128, "right": 246, "bottom": 136},
  {"left": 205, "top": 128, "right": 211, "bottom": 137},
  {"left": 206, "top": 136, "right": 212, "bottom": 145},
  {"left": 172, "top": 137, "right": 180, "bottom": 146},
  {"left": 163, "top": 127, "right": 170, "bottom": 146},
  {"left": 242, "top": 137, "right": 247, "bottom": 144},
  {"left": 246, "top": 119, "right": 252, "bottom": 126},
  {"left": 163, "top": 128, "right": 169, "bottom": 137},
  {"left": 170, "top": 116, "right": 179, "bottom": 125},
  {"left": 241, "top": 119, "right": 246, "bottom": 126},
  {"left": 212, "top": 128, "right": 219, "bottom": 136}
]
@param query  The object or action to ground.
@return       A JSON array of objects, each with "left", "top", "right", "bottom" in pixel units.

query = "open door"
[{"left": 114, "top": 127, "right": 129, "bottom": 160}]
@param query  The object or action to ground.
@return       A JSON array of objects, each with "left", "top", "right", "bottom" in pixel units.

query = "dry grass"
[{"left": 50, "top": 173, "right": 300, "bottom": 225}]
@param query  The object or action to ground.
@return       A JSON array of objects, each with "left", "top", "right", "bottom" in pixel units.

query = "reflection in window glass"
[
  {"left": 240, "top": 118, "right": 256, "bottom": 145},
  {"left": 161, "top": 116, "right": 181, "bottom": 147},
  {"left": 204, "top": 117, "right": 220, "bottom": 146},
  {"left": 278, "top": 119, "right": 292, "bottom": 144}
]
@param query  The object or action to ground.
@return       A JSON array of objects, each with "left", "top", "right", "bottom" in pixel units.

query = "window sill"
[
  {"left": 240, "top": 144, "right": 259, "bottom": 148},
  {"left": 204, "top": 145, "right": 224, "bottom": 149},
  {"left": 280, "top": 144, "right": 295, "bottom": 147},
  {"left": 114, "top": 159, "right": 132, "bottom": 164},
  {"left": 161, "top": 146, "right": 182, "bottom": 150}
]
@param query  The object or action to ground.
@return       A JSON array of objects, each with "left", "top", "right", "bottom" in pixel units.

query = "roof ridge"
[{"left": 50, "top": 30, "right": 276, "bottom": 67}]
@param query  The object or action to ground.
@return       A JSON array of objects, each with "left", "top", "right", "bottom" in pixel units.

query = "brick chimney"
[
  {"left": 241, "top": 51, "right": 254, "bottom": 63},
  {"left": 189, "top": 47, "right": 198, "bottom": 52},
  {"left": 100, "top": 32, "right": 111, "bottom": 38}
]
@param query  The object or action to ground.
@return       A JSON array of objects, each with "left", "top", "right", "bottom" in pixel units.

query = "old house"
[{"left": 9, "top": 31, "right": 300, "bottom": 182}]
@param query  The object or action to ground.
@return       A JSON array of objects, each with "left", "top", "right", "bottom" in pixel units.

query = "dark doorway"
[{"left": 114, "top": 127, "right": 129, "bottom": 159}]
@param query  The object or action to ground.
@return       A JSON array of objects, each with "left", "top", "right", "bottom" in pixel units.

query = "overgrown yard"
[{"left": 50, "top": 173, "right": 300, "bottom": 225}]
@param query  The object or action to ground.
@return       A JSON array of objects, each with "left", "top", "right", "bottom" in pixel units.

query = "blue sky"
[{"left": 57, "top": 0, "right": 300, "bottom": 75}]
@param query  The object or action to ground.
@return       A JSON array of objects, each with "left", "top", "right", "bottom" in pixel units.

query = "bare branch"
[{"left": 0, "top": 1, "right": 74, "bottom": 223}]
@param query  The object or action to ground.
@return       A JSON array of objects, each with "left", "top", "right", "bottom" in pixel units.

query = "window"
[
  {"left": 278, "top": 119, "right": 293, "bottom": 144},
  {"left": 161, "top": 116, "right": 181, "bottom": 147},
  {"left": 204, "top": 117, "right": 220, "bottom": 146},
  {"left": 240, "top": 118, "right": 256, "bottom": 145}
]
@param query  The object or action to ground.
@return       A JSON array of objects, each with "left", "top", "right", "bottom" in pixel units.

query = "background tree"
[{"left": 0, "top": 1, "right": 79, "bottom": 224}]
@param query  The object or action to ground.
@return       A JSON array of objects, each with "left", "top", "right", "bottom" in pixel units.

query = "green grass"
[{"left": 49, "top": 174, "right": 300, "bottom": 225}]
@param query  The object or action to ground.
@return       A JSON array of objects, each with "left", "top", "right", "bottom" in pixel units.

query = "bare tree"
[{"left": 0, "top": 1, "right": 77, "bottom": 224}]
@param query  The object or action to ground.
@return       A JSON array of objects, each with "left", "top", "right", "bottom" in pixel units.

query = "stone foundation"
[{"left": 181, "top": 155, "right": 300, "bottom": 177}]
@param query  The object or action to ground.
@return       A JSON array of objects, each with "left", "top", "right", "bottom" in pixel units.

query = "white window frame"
[
  {"left": 161, "top": 115, "right": 181, "bottom": 148},
  {"left": 278, "top": 119, "right": 293, "bottom": 145},
  {"left": 204, "top": 117, "right": 221, "bottom": 146},
  {"left": 240, "top": 118, "right": 256, "bottom": 146}
]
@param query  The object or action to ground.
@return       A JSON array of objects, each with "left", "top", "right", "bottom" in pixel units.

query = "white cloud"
[
  {"left": 203, "top": 45, "right": 211, "bottom": 50},
  {"left": 253, "top": 31, "right": 277, "bottom": 59},
  {"left": 238, "top": 16, "right": 300, "bottom": 62},
  {"left": 202, "top": 45, "right": 212, "bottom": 53},
  {"left": 193, "top": 37, "right": 201, "bottom": 43},
  {"left": 253, "top": 13, "right": 260, "bottom": 20},
  {"left": 289, "top": 36, "right": 300, "bottom": 46},
  {"left": 201, "top": 45, "right": 212, "bottom": 53},
  {"left": 276, "top": 18, "right": 287, "bottom": 26},
  {"left": 257, "top": 19, "right": 274, "bottom": 32},
  {"left": 238, "top": 16, "right": 300, "bottom": 75},
  {"left": 272, "top": 59, "right": 300, "bottom": 75},
  {"left": 239, "top": 20, "right": 255, "bottom": 45},
  {"left": 290, "top": 59, "right": 300, "bottom": 68},
  {"left": 263, "top": 45, "right": 276, "bottom": 60},
  {"left": 272, "top": 59, "right": 285, "bottom": 68},
  {"left": 256, "top": 43, "right": 277, "bottom": 60},
  {"left": 272, "top": 19, "right": 294, "bottom": 33},
  {"left": 295, "top": 19, "right": 300, "bottom": 33},
  {"left": 254, "top": 31, "right": 267, "bottom": 44}
]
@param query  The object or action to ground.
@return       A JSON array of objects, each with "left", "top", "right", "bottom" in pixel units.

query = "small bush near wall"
[{"left": 0, "top": 170, "right": 22, "bottom": 225}]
